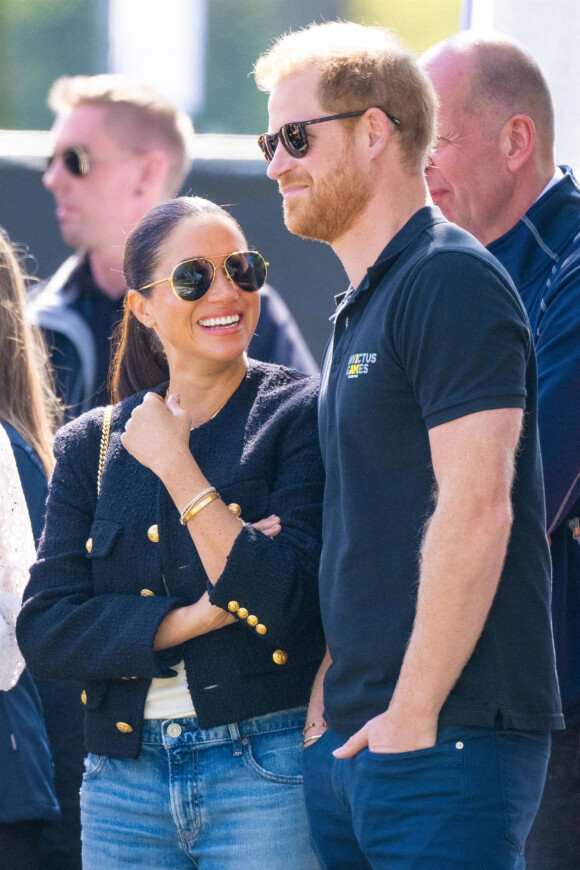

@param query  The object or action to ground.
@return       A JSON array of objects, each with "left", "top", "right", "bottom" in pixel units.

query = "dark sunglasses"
[
  {"left": 258, "top": 108, "right": 401, "bottom": 163},
  {"left": 46, "top": 145, "right": 91, "bottom": 177},
  {"left": 137, "top": 251, "right": 268, "bottom": 302}
]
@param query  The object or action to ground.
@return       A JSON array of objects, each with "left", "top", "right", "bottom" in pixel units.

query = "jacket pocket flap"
[
  {"left": 82, "top": 679, "right": 109, "bottom": 710},
  {"left": 218, "top": 478, "right": 269, "bottom": 523},
  {"left": 86, "top": 519, "right": 123, "bottom": 558}
]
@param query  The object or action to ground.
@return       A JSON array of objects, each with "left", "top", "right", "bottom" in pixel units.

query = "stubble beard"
[{"left": 282, "top": 160, "right": 373, "bottom": 245}]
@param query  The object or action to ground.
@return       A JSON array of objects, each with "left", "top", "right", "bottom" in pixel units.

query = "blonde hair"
[
  {"left": 254, "top": 21, "right": 437, "bottom": 171},
  {"left": 0, "top": 230, "right": 62, "bottom": 475},
  {"left": 48, "top": 74, "right": 195, "bottom": 196}
]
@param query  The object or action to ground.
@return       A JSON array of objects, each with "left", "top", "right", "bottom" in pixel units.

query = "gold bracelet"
[
  {"left": 181, "top": 491, "right": 220, "bottom": 525},
  {"left": 302, "top": 734, "right": 323, "bottom": 746},
  {"left": 179, "top": 486, "right": 216, "bottom": 524},
  {"left": 303, "top": 719, "right": 327, "bottom": 736}
]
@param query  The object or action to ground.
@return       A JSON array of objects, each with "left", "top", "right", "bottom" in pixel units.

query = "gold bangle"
[
  {"left": 302, "top": 734, "right": 323, "bottom": 746},
  {"left": 303, "top": 719, "right": 327, "bottom": 736},
  {"left": 179, "top": 486, "right": 216, "bottom": 524},
  {"left": 181, "top": 491, "right": 220, "bottom": 524}
]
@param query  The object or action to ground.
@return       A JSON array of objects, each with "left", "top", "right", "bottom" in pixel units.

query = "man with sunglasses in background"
[
  {"left": 421, "top": 32, "right": 580, "bottom": 869},
  {"left": 254, "top": 21, "right": 563, "bottom": 869},
  {"left": 29, "top": 74, "right": 317, "bottom": 422}
]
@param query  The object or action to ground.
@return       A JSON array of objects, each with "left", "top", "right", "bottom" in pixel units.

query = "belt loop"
[{"left": 228, "top": 722, "right": 243, "bottom": 756}]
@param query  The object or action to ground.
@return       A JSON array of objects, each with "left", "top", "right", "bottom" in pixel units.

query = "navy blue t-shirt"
[{"left": 318, "top": 207, "right": 563, "bottom": 737}]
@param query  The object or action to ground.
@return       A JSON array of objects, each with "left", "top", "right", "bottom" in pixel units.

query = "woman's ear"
[{"left": 127, "top": 289, "right": 153, "bottom": 327}]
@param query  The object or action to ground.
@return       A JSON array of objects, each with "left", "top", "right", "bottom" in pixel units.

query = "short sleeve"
[{"left": 396, "top": 251, "right": 531, "bottom": 429}]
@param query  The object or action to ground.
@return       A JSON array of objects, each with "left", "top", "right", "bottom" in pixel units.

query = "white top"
[
  {"left": 143, "top": 660, "right": 196, "bottom": 720},
  {"left": 0, "top": 424, "right": 36, "bottom": 691}
]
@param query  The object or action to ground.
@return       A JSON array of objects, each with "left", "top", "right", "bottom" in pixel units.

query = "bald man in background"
[{"left": 422, "top": 33, "right": 580, "bottom": 869}]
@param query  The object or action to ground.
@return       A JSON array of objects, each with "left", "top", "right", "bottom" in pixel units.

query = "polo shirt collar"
[{"left": 333, "top": 205, "right": 446, "bottom": 317}]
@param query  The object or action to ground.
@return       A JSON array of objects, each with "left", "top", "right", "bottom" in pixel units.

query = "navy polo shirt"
[{"left": 318, "top": 207, "right": 563, "bottom": 737}]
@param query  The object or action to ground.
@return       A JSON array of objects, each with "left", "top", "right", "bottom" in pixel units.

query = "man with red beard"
[{"left": 254, "top": 21, "right": 562, "bottom": 870}]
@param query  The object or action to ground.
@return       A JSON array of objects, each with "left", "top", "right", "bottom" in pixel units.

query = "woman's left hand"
[{"left": 121, "top": 392, "right": 192, "bottom": 478}]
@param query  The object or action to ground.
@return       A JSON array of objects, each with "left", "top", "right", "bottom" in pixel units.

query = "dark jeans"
[
  {"left": 0, "top": 820, "right": 43, "bottom": 870},
  {"left": 303, "top": 726, "right": 550, "bottom": 870},
  {"left": 525, "top": 722, "right": 580, "bottom": 869}
]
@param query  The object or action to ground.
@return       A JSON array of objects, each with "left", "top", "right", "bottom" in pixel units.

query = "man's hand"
[{"left": 333, "top": 706, "right": 438, "bottom": 758}]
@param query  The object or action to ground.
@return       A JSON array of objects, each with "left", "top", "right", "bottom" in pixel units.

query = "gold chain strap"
[{"left": 97, "top": 405, "right": 114, "bottom": 497}]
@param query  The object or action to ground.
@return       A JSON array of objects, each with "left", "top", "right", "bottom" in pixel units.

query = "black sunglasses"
[
  {"left": 258, "top": 108, "right": 401, "bottom": 163},
  {"left": 46, "top": 145, "right": 91, "bottom": 177},
  {"left": 137, "top": 251, "right": 268, "bottom": 302}
]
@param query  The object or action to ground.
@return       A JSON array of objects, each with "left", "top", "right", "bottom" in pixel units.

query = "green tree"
[{"left": 0, "top": 0, "right": 107, "bottom": 129}]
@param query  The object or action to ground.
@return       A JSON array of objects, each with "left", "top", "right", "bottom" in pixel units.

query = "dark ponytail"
[{"left": 109, "top": 196, "right": 241, "bottom": 402}]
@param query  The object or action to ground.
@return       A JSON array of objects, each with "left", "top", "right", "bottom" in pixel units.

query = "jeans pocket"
[
  {"left": 243, "top": 725, "right": 304, "bottom": 784},
  {"left": 361, "top": 738, "right": 466, "bottom": 807},
  {"left": 82, "top": 752, "right": 108, "bottom": 781},
  {"left": 366, "top": 742, "right": 444, "bottom": 761}
]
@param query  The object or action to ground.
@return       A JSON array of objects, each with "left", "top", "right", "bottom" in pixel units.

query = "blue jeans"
[
  {"left": 303, "top": 727, "right": 550, "bottom": 870},
  {"left": 525, "top": 722, "right": 580, "bottom": 869},
  {"left": 81, "top": 707, "right": 319, "bottom": 869}
]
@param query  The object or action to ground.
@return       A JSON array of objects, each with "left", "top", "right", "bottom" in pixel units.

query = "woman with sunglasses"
[{"left": 17, "top": 197, "right": 325, "bottom": 869}]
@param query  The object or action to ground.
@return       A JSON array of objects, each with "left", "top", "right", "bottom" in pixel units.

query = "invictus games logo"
[{"left": 346, "top": 352, "right": 377, "bottom": 378}]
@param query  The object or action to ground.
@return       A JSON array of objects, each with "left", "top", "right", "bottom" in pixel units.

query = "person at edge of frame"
[
  {"left": 0, "top": 227, "right": 63, "bottom": 870},
  {"left": 420, "top": 31, "right": 580, "bottom": 869}
]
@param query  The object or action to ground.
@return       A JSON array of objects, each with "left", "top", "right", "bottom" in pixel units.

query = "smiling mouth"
[
  {"left": 198, "top": 314, "right": 241, "bottom": 328},
  {"left": 281, "top": 185, "right": 306, "bottom": 196}
]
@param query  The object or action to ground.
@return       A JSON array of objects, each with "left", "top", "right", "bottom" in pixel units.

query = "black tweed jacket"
[{"left": 17, "top": 362, "right": 325, "bottom": 759}]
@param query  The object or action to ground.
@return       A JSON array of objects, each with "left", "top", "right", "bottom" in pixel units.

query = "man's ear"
[
  {"left": 360, "top": 107, "right": 393, "bottom": 157},
  {"left": 127, "top": 288, "right": 152, "bottom": 326},
  {"left": 134, "top": 150, "right": 169, "bottom": 197},
  {"left": 502, "top": 114, "right": 535, "bottom": 173}
]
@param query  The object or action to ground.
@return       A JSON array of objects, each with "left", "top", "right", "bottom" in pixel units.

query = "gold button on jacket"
[
  {"left": 237, "top": 607, "right": 249, "bottom": 619},
  {"left": 147, "top": 524, "right": 159, "bottom": 542},
  {"left": 255, "top": 624, "right": 267, "bottom": 635},
  {"left": 116, "top": 722, "right": 134, "bottom": 734},
  {"left": 247, "top": 615, "right": 258, "bottom": 627},
  {"left": 81, "top": 690, "right": 87, "bottom": 705},
  {"left": 272, "top": 649, "right": 288, "bottom": 665},
  {"left": 227, "top": 601, "right": 240, "bottom": 613},
  {"left": 140, "top": 589, "right": 155, "bottom": 597},
  {"left": 85, "top": 538, "right": 93, "bottom": 553},
  {"left": 227, "top": 503, "right": 242, "bottom": 517}
]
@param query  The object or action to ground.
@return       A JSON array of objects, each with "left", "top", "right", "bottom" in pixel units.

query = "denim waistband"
[{"left": 141, "top": 705, "right": 307, "bottom": 747}]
